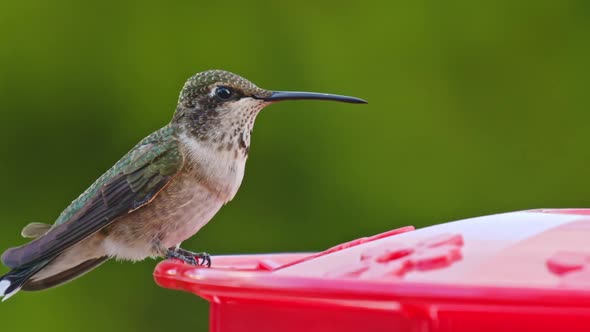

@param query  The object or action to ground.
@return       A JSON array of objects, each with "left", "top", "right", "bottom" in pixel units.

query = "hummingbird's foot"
[
  {"left": 175, "top": 248, "right": 211, "bottom": 267},
  {"left": 166, "top": 248, "right": 198, "bottom": 265},
  {"left": 166, "top": 248, "right": 211, "bottom": 267}
]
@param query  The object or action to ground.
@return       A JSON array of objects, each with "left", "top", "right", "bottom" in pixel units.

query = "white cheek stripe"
[{"left": 208, "top": 87, "right": 217, "bottom": 98}]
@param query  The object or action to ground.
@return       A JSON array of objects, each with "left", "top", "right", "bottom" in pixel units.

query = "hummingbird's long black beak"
[{"left": 257, "top": 91, "right": 367, "bottom": 104}]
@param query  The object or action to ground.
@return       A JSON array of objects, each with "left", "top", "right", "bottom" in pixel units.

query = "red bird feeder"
[{"left": 154, "top": 209, "right": 590, "bottom": 332}]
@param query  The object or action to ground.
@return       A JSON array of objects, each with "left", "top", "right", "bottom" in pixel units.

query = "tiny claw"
[
  {"left": 167, "top": 248, "right": 212, "bottom": 267},
  {"left": 196, "top": 252, "right": 211, "bottom": 267},
  {"left": 186, "top": 256, "right": 198, "bottom": 265}
]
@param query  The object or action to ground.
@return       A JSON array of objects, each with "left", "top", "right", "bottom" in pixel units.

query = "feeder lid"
[{"left": 155, "top": 209, "right": 590, "bottom": 308}]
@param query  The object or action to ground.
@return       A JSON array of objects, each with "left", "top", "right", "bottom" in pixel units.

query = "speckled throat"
[{"left": 176, "top": 97, "right": 267, "bottom": 158}]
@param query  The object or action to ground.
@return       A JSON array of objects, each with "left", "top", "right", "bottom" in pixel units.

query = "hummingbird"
[{"left": 0, "top": 70, "right": 366, "bottom": 300}]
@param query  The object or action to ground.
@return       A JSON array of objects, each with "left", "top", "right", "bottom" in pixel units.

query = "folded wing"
[{"left": 1, "top": 129, "right": 184, "bottom": 269}]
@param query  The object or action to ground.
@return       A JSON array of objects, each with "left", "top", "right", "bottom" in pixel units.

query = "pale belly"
[{"left": 102, "top": 172, "right": 227, "bottom": 261}]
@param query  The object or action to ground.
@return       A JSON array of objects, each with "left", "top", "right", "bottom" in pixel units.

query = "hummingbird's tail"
[{"left": 0, "top": 263, "right": 47, "bottom": 301}]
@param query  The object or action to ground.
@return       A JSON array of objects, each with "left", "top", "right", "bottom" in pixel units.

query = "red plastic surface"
[{"left": 154, "top": 209, "right": 590, "bottom": 332}]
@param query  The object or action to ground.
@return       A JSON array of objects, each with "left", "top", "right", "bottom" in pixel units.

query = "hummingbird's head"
[{"left": 173, "top": 70, "right": 366, "bottom": 154}]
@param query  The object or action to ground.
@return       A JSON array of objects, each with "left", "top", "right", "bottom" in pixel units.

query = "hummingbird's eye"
[{"left": 214, "top": 86, "right": 233, "bottom": 100}]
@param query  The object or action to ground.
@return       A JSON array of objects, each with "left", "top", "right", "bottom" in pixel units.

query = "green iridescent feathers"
[{"left": 53, "top": 125, "right": 183, "bottom": 227}]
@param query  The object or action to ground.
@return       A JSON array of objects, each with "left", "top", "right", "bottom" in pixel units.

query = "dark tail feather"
[
  {"left": 0, "top": 263, "right": 47, "bottom": 301},
  {"left": 1, "top": 256, "right": 108, "bottom": 300},
  {"left": 23, "top": 256, "right": 108, "bottom": 291}
]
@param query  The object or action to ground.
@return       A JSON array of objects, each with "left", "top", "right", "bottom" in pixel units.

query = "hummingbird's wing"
[{"left": 1, "top": 126, "right": 184, "bottom": 269}]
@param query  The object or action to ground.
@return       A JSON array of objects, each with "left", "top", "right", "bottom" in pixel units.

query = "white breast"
[
  {"left": 156, "top": 135, "right": 248, "bottom": 248},
  {"left": 180, "top": 133, "right": 247, "bottom": 203}
]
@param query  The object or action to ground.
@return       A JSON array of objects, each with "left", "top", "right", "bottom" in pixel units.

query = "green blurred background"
[{"left": 1, "top": 0, "right": 590, "bottom": 330}]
